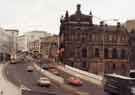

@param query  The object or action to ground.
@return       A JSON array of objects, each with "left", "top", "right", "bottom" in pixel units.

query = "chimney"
[
  {"left": 100, "top": 21, "right": 104, "bottom": 26},
  {"left": 117, "top": 22, "right": 121, "bottom": 28},
  {"left": 65, "top": 10, "right": 69, "bottom": 20}
]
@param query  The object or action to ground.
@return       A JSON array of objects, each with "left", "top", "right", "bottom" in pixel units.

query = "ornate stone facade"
[
  {"left": 129, "top": 30, "right": 135, "bottom": 69},
  {"left": 59, "top": 4, "right": 129, "bottom": 75}
]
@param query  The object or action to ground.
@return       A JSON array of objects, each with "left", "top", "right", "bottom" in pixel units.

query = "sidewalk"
[{"left": 0, "top": 63, "right": 21, "bottom": 95}]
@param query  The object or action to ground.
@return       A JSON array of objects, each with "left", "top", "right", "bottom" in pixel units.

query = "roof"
[{"left": 63, "top": 4, "right": 92, "bottom": 23}]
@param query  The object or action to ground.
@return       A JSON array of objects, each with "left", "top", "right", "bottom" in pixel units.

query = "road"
[
  {"left": 0, "top": 64, "right": 21, "bottom": 95},
  {"left": 37, "top": 56, "right": 109, "bottom": 95},
  {"left": 5, "top": 60, "right": 73, "bottom": 95}
]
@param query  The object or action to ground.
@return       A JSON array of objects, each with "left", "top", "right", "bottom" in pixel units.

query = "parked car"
[
  {"left": 41, "top": 64, "right": 49, "bottom": 70},
  {"left": 67, "top": 77, "right": 82, "bottom": 86},
  {"left": 37, "top": 77, "right": 51, "bottom": 87},
  {"left": 26, "top": 66, "right": 33, "bottom": 72}
]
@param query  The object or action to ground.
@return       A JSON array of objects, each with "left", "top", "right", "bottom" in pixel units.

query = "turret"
[{"left": 76, "top": 4, "right": 81, "bottom": 14}]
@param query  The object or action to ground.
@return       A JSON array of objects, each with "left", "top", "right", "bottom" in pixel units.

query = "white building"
[
  {"left": 0, "top": 28, "right": 15, "bottom": 61},
  {"left": 17, "top": 31, "right": 51, "bottom": 52},
  {"left": 5, "top": 29, "right": 19, "bottom": 55}
]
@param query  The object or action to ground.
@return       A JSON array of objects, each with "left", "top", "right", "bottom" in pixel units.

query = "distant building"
[
  {"left": 125, "top": 20, "right": 135, "bottom": 32},
  {"left": 59, "top": 4, "right": 129, "bottom": 75},
  {"left": 0, "top": 28, "right": 18, "bottom": 61},
  {"left": 29, "top": 35, "right": 58, "bottom": 58},
  {"left": 17, "top": 31, "right": 51, "bottom": 52},
  {"left": 5, "top": 29, "right": 19, "bottom": 56}
]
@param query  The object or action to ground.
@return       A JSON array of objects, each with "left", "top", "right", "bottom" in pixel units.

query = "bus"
[{"left": 104, "top": 73, "right": 135, "bottom": 95}]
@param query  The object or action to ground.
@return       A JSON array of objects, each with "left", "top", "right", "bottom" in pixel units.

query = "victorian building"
[
  {"left": 29, "top": 35, "right": 58, "bottom": 59},
  {"left": 59, "top": 4, "right": 129, "bottom": 75}
]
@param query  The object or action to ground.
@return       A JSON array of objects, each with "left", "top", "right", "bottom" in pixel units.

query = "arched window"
[
  {"left": 104, "top": 48, "right": 109, "bottom": 58},
  {"left": 82, "top": 48, "right": 87, "bottom": 58},
  {"left": 112, "top": 48, "right": 118, "bottom": 58},
  {"left": 95, "top": 48, "right": 99, "bottom": 57}
]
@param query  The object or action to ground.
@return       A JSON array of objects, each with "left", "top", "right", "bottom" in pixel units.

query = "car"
[
  {"left": 26, "top": 66, "right": 33, "bottom": 72},
  {"left": 10, "top": 58, "right": 17, "bottom": 64},
  {"left": 41, "top": 64, "right": 49, "bottom": 70},
  {"left": 37, "top": 77, "right": 51, "bottom": 87},
  {"left": 67, "top": 77, "right": 82, "bottom": 86},
  {"left": 50, "top": 69, "right": 59, "bottom": 76}
]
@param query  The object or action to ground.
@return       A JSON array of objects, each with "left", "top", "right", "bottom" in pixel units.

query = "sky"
[{"left": 0, "top": 0, "right": 134, "bottom": 34}]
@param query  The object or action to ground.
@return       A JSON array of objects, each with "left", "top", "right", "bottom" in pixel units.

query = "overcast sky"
[{"left": 0, "top": 0, "right": 134, "bottom": 34}]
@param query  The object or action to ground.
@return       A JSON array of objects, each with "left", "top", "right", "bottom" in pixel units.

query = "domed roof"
[{"left": 63, "top": 4, "right": 93, "bottom": 23}]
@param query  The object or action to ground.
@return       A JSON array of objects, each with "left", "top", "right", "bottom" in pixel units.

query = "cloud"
[{"left": 0, "top": 0, "right": 134, "bottom": 34}]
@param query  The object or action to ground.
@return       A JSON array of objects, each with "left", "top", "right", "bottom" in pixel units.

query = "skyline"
[{"left": 0, "top": 0, "right": 135, "bottom": 34}]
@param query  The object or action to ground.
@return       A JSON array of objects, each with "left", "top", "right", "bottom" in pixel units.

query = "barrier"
[
  {"left": 33, "top": 63, "right": 64, "bottom": 84},
  {"left": 57, "top": 65, "right": 103, "bottom": 86},
  {"left": 65, "top": 65, "right": 103, "bottom": 80}
]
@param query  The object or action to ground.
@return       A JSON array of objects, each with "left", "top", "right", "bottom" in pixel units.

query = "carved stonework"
[
  {"left": 59, "top": 4, "right": 129, "bottom": 75},
  {"left": 129, "top": 30, "right": 135, "bottom": 68}
]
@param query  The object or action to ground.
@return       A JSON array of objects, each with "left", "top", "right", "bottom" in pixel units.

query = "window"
[
  {"left": 104, "top": 48, "right": 109, "bottom": 58},
  {"left": 109, "top": 35, "right": 112, "bottom": 41},
  {"left": 82, "top": 48, "right": 87, "bottom": 58},
  {"left": 120, "top": 49, "right": 126, "bottom": 59},
  {"left": 95, "top": 48, "right": 99, "bottom": 57},
  {"left": 112, "top": 64, "right": 116, "bottom": 70},
  {"left": 81, "top": 61, "right": 87, "bottom": 68},
  {"left": 92, "top": 34, "right": 95, "bottom": 41},
  {"left": 89, "top": 34, "right": 92, "bottom": 41},
  {"left": 112, "top": 48, "right": 118, "bottom": 58}
]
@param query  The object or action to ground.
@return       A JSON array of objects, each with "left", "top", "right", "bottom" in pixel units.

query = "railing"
[
  {"left": 57, "top": 65, "right": 103, "bottom": 86},
  {"left": 33, "top": 63, "right": 64, "bottom": 84}
]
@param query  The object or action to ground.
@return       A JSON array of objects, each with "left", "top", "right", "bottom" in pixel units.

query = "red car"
[{"left": 67, "top": 77, "right": 82, "bottom": 86}]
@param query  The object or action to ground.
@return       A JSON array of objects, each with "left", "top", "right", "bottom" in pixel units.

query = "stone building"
[
  {"left": 5, "top": 29, "right": 19, "bottom": 59},
  {"left": 128, "top": 30, "right": 135, "bottom": 69},
  {"left": 59, "top": 4, "right": 129, "bottom": 75},
  {"left": 29, "top": 35, "right": 58, "bottom": 58},
  {"left": 17, "top": 31, "right": 51, "bottom": 52},
  {"left": 125, "top": 20, "right": 135, "bottom": 32}
]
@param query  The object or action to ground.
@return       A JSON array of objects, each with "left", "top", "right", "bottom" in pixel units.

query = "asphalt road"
[
  {"left": 15, "top": 53, "right": 110, "bottom": 95},
  {"left": 5, "top": 61, "right": 72, "bottom": 95},
  {"left": 35, "top": 56, "right": 109, "bottom": 95}
]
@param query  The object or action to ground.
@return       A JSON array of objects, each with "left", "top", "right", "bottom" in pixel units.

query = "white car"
[
  {"left": 37, "top": 77, "right": 51, "bottom": 87},
  {"left": 26, "top": 66, "right": 34, "bottom": 72}
]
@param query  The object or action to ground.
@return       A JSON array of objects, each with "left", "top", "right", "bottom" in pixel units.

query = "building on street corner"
[
  {"left": 29, "top": 35, "right": 58, "bottom": 59},
  {"left": 17, "top": 30, "right": 51, "bottom": 52},
  {"left": 5, "top": 29, "right": 19, "bottom": 60},
  {"left": 59, "top": 4, "right": 129, "bottom": 75}
]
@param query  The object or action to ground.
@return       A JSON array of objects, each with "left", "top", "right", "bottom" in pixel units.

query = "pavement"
[{"left": 0, "top": 63, "right": 21, "bottom": 95}]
